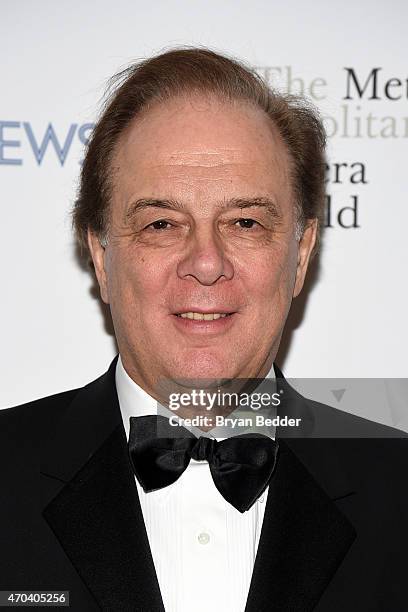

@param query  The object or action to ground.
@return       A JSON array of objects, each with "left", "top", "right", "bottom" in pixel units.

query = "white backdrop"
[{"left": 1, "top": 0, "right": 407, "bottom": 410}]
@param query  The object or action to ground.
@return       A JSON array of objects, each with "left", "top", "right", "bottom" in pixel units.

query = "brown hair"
[{"left": 73, "top": 47, "right": 326, "bottom": 253}]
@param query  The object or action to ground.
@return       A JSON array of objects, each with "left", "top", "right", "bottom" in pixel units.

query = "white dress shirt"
[{"left": 115, "top": 356, "right": 276, "bottom": 612}]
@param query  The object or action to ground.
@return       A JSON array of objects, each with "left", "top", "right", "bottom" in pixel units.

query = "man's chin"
[{"left": 160, "top": 356, "right": 240, "bottom": 389}]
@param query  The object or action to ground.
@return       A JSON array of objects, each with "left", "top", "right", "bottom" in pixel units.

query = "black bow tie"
[{"left": 128, "top": 415, "right": 279, "bottom": 513}]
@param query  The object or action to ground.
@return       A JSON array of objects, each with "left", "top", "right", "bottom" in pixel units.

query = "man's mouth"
[
  {"left": 171, "top": 309, "right": 236, "bottom": 335},
  {"left": 175, "top": 312, "right": 231, "bottom": 321}
]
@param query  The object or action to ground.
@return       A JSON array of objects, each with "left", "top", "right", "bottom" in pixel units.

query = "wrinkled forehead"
[{"left": 109, "top": 94, "right": 295, "bottom": 212}]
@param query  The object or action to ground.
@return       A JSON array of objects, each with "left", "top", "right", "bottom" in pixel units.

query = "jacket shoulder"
[
  {"left": 307, "top": 396, "right": 408, "bottom": 438},
  {"left": 0, "top": 388, "right": 81, "bottom": 445}
]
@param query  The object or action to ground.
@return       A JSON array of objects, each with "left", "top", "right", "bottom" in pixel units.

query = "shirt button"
[
  {"left": 259, "top": 496, "right": 265, "bottom": 503},
  {"left": 198, "top": 532, "right": 210, "bottom": 545}
]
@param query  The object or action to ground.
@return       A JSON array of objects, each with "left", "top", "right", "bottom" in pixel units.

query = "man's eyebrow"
[
  {"left": 124, "top": 196, "right": 282, "bottom": 221},
  {"left": 125, "top": 198, "right": 184, "bottom": 221},
  {"left": 225, "top": 197, "right": 282, "bottom": 220}
]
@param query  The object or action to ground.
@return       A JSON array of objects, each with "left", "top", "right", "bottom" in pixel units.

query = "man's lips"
[
  {"left": 173, "top": 309, "right": 235, "bottom": 321},
  {"left": 170, "top": 309, "right": 237, "bottom": 332}
]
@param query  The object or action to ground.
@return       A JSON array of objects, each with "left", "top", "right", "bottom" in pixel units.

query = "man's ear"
[
  {"left": 293, "top": 218, "right": 318, "bottom": 298},
  {"left": 87, "top": 229, "right": 110, "bottom": 304}
]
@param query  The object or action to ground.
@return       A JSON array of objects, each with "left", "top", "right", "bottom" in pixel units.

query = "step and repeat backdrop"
[{"left": 1, "top": 0, "right": 407, "bottom": 416}]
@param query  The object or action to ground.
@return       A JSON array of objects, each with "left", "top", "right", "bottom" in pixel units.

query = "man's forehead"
[
  {"left": 143, "top": 147, "right": 258, "bottom": 168},
  {"left": 111, "top": 155, "right": 291, "bottom": 212},
  {"left": 109, "top": 95, "right": 294, "bottom": 216},
  {"left": 114, "top": 94, "right": 291, "bottom": 169}
]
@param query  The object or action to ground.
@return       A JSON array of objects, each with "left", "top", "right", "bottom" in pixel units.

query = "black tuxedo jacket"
[{"left": 1, "top": 357, "right": 407, "bottom": 611}]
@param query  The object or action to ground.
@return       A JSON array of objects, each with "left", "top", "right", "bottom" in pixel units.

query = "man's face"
[{"left": 89, "top": 95, "right": 316, "bottom": 393}]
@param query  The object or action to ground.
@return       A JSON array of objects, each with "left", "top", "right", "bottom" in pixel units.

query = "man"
[{"left": 1, "top": 48, "right": 407, "bottom": 611}]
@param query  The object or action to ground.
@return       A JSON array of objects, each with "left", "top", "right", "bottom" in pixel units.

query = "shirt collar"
[
  {"left": 115, "top": 355, "right": 158, "bottom": 440},
  {"left": 115, "top": 354, "right": 276, "bottom": 441}
]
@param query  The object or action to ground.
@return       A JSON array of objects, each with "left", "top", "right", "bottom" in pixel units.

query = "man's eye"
[
  {"left": 235, "top": 218, "right": 259, "bottom": 229},
  {"left": 147, "top": 220, "right": 172, "bottom": 230}
]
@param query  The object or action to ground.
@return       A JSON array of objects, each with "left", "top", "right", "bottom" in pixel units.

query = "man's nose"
[{"left": 177, "top": 227, "right": 234, "bottom": 285}]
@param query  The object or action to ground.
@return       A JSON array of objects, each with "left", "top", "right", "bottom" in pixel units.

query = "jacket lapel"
[
  {"left": 40, "top": 357, "right": 164, "bottom": 611},
  {"left": 245, "top": 369, "right": 357, "bottom": 612}
]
